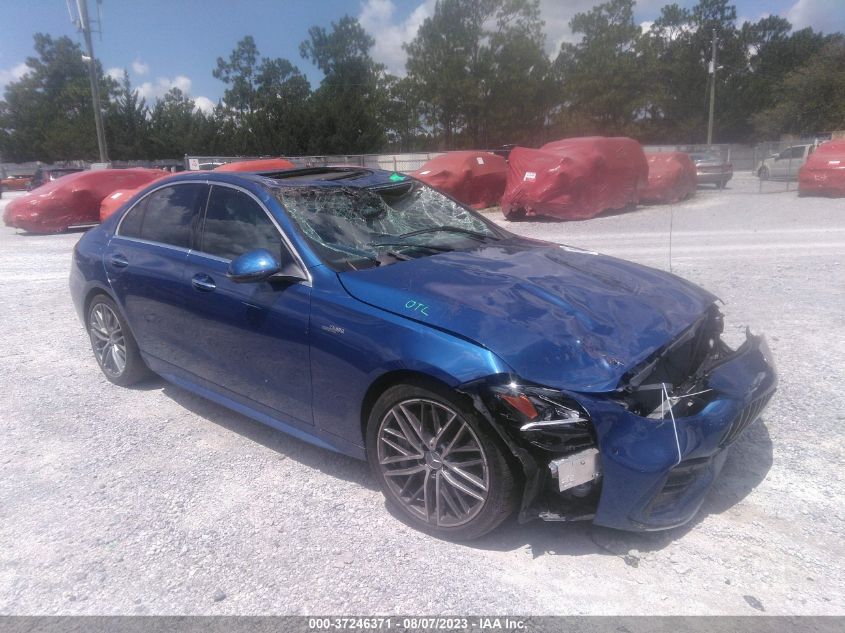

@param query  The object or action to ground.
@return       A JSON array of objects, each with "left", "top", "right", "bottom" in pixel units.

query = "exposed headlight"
[{"left": 489, "top": 382, "right": 595, "bottom": 454}]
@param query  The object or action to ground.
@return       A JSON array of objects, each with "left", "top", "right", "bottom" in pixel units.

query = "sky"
[{"left": 1, "top": 0, "right": 843, "bottom": 113}]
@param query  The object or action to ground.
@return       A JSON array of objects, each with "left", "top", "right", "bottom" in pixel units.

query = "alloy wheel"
[
  {"left": 89, "top": 303, "right": 127, "bottom": 377},
  {"left": 376, "top": 398, "right": 490, "bottom": 527}
]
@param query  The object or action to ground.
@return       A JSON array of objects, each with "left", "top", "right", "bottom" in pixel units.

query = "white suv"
[{"left": 758, "top": 144, "right": 815, "bottom": 180}]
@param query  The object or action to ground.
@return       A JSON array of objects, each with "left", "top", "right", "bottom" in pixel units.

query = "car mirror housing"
[{"left": 227, "top": 249, "right": 282, "bottom": 283}]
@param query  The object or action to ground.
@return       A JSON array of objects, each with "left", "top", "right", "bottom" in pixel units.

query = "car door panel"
[
  {"left": 178, "top": 184, "right": 314, "bottom": 424},
  {"left": 181, "top": 253, "right": 313, "bottom": 423},
  {"left": 104, "top": 183, "right": 208, "bottom": 368},
  {"left": 105, "top": 237, "right": 192, "bottom": 367}
]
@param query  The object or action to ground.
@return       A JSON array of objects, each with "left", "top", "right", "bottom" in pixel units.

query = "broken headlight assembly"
[
  {"left": 488, "top": 382, "right": 602, "bottom": 502},
  {"left": 492, "top": 382, "right": 591, "bottom": 436}
]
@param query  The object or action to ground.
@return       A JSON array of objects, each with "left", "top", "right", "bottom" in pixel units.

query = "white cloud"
[
  {"left": 357, "top": 0, "right": 603, "bottom": 71},
  {"left": 193, "top": 96, "right": 215, "bottom": 114},
  {"left": 106, "top": 67, "right": 124, "bottom": 82},
  {"left": 357, "top": 0, "right": 845, "bottom": 73},
  {"left": 132, "top": 59, "right": 150, "bottom": 76},
  {"left": 0, "top": 62, "right": 30, "bottom": 88},
  {"left": 138, "top": 75, "right": 193, "bottom": 101},
  {"left": 358, "top": 0, "right": 436, "bottom": 75},
  {"left": 786, "top": 0, "right": 845, "bottom": 32},
  {"left": 539, "top": 0, "right": 598, "bottom": 54}
]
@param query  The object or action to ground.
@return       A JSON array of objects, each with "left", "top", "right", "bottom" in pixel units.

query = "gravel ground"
[{"left": 0, "top": 175, "right": 843, "bottom": 615}]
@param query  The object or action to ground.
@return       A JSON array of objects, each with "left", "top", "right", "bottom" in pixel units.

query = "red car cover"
[
  {"left": 411, "top": 151, "right": 508, "bottom": 209},
  {"left": 3, "top": 168, "right": 167, "bottom": 233},
  {"left": 215, "top": 158, "right": 295, "bottom": 172},
  {"left": 799, "top": 141, "right": 845, "bottom": 197},
  {"left": 640, "top": 152, "right": 697, "bottom": 204},
  {"left": 501, "top": 137, "right": 648, "bottom": 220},
  {"left": 99, "top": 175, "right": 170, "bottom": 222}
]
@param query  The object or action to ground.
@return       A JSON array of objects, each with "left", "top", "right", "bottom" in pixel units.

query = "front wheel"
[
  {"left": 366, "top": 382, "right": 518, "bottom": 540},
  {"left": 87, "top": 295, "right": 150, "bottom": 386}
]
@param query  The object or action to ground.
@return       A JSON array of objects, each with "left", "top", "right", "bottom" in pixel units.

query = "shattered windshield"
[{"left": 274, "top": 180, "right": 502, "bottom": 271}]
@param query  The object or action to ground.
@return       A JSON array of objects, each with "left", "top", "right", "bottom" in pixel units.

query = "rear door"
[
  {"left": 180, "top": 183, "right": 313, "bottom": 425},
  {"left": 105, "top": 182, "right": 209, "bottom": 369}
]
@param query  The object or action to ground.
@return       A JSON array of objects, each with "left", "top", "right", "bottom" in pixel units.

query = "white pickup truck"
[{"left": 757, "top": 144, "right": 816, "bottom": 180}]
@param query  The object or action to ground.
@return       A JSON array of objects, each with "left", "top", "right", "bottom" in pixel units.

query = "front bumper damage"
[{"left": 461, "top": 319, "right": 777, "bottom": 532}]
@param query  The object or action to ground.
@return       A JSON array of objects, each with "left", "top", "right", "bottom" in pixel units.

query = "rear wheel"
[
  {"left": 366, "top": 381, "right": 518, "bottom": 540},
  {"left": 86, "top": 295, "right": 150, "bottom": 386}
]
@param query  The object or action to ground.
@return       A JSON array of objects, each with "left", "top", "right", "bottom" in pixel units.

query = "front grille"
[{"left": 720, "top": 391, "right": 772, "bottom": 447}]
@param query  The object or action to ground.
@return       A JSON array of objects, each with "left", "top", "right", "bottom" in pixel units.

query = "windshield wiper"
[{"left": 397, "top": 226, "right": 500, "bottom": 241}]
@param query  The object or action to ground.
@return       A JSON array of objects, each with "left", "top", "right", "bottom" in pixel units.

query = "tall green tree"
[
  {"left": 752, "top": 37, "right": 845, "bottom": 137},
  {"left": 105, "top": 70, "right": 149, "bottom": 160},
  {"left": 553, "top": 0, "right": 643, "bottom": 137},
  {"left": 299, "top": 16, "right": 387, "bottom": 153},
  {"left": 214, "top": 36, "right": 312, "bottom": 155},
  {"left": 0, "top": 34, "right": 113, "bottom": 161},
  {"left": 405, "top": 0, "right": 551, "bottom": 149},
  {"left": 147, "top": 87, "right": 216, "bottom": 158}
]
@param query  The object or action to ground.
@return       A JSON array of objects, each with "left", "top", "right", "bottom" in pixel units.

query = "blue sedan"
[{"left": 70, "top": 166, "right": 776, "bottom": 539}]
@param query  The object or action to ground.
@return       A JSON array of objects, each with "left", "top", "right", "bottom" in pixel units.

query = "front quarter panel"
[{"left": 308, "top": 271, "right": 512, "bottom": 448}]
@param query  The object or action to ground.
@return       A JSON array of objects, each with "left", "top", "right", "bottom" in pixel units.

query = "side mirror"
[{"left": 227, "top": 249, "right": 281, "bottom": 283}]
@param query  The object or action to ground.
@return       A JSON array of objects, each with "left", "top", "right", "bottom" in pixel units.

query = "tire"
[
  {"left": 86, "top": 294, "right": 150, "bottom": 386},
  {"left": 366, "top": 380, "right": 518, "bottom": 540},
  {"left": 759, "top": 166, "right": 770, "bottom": 180}
]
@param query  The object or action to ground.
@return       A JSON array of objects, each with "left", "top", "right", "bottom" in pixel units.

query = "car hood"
[{"left": 338, "top": 238, "right": 717, "bottom": 392}]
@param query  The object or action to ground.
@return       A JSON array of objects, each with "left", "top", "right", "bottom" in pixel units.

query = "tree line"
[{"left": 1, "top": 0, "right": 844, "bottom": 163}]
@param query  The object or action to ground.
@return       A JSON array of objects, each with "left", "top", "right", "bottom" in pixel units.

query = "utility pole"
[
  {"left": 76, "top": 0, "right": 109, "bottom": 163},
  {"left": 706, "top": 29, "right": 717, "bottom": 147}
]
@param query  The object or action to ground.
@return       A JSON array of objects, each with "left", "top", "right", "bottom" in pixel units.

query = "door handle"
[
  {"left": 109, "top": 254, "right": 129, "bottom": 268},
  {"left": 191, "top": 274, "right": 216, "bottom": 292}
]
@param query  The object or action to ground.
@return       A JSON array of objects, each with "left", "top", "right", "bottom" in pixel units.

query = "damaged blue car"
[{"left": 70, "top": 166, "right": 777, "bottom": 540}]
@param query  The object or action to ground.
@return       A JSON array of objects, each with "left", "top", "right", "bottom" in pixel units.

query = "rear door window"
[{"left": 119, "top": 184, "right": 207, "bottom": 249}]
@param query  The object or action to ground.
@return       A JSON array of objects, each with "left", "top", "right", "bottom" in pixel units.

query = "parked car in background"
[
  {"left": 70, "top": 166, "right": 776, "bottom": 540},
  {"left": 4, "top": 168, "right": 167, "bottom": 233},
  {"left": 1, "top": 174, "right": 34, "bottom": 197},
  {"left": 688, "top": 152, "right": 733, "bottom": 187},
  {"left": 28, "top": 166, "right": 85, "bottom": 191},
  {"left": 757, "top": 144, "right": 815, "bottom": 180},
  {"left": 641, "top": 152, "right": 697, "bottom": 203},
  {"left": 798, "top": 140, "right": 845, "bottom": 198},
  {"left": 411, "top": 151, "right": 508, "bottom": 209}
]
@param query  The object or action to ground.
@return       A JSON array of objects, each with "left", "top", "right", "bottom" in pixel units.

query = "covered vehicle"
[
  {"left": 70, "top": 165, "right": 776, "bottom": 540},
  {"left": 215, "top": 158, "right": 295, "bottom": 172},
  {"left": 99, "top": 171, "right": 170, "bottom": 222},
  {"left": 798, "top": 140, "right": 845, "bottom": 197},
  {"left": 27, "top": 166, "right": 84, "bottom": 191},
  {"left": 411, "top": 151, "right": 508, "bottom": 209},
  {"left": 1, "top": 174, "right": 33, "bottom": 195},
  {"left": 689, "top": 152, "right": 733, "bottom": 187},
  {"left": 4, "top": 168, "right": 167, "bottom": 233},
  {"left": 641, "top": 152, "right": 698, "bottom": 204},
  {"left": 501, "top": 137, "right": 648, "bottom": 220}
]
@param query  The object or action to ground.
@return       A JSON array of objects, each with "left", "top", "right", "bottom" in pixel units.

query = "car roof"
[{"left": 171, "top": 166, "right": 406, "bottom": 190}]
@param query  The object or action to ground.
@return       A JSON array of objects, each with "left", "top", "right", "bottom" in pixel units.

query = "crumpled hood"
[{"left": 338, "top": 238, "right": 716, "bottom": 392}]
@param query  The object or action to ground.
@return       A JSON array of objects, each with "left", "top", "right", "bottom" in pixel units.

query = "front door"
[{"left": 180, "top": 184, "right": 313, "bottom": 425}]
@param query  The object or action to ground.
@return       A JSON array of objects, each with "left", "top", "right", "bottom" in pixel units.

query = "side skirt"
[{"left": 144, "top": 354, "right": 367, "bottom": 461}]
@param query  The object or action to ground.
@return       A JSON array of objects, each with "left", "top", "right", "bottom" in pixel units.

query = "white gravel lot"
[{"left": 0, "top": 175, "right": 843, "bottom": 616}]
